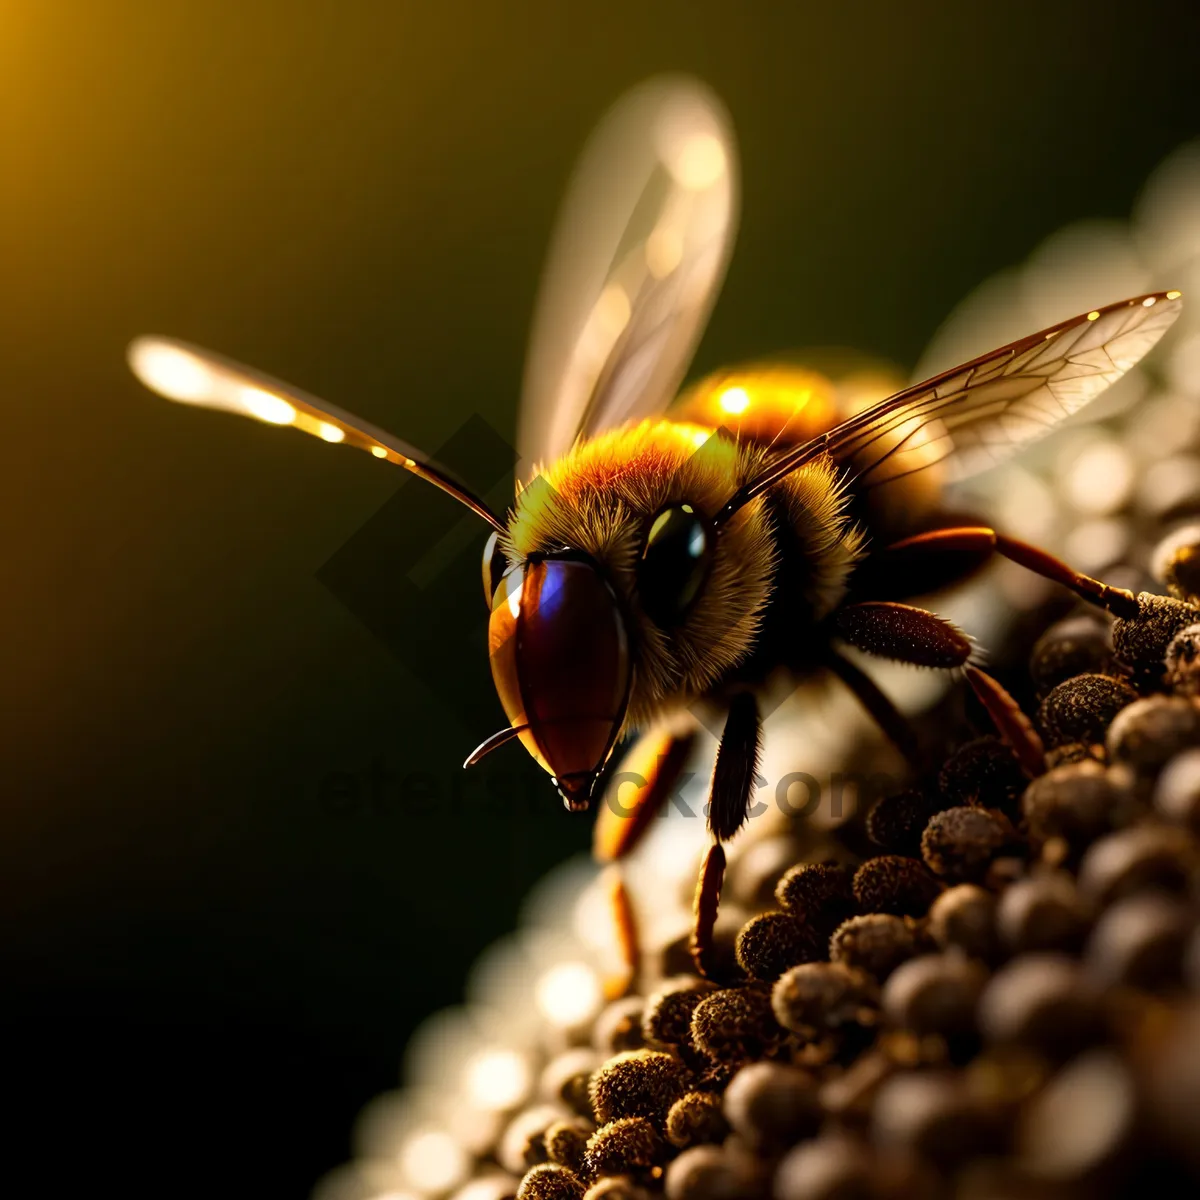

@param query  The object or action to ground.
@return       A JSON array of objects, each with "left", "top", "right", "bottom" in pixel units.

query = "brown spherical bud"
[
  {"left": 542, "top": 1051, "right": 600, "bottom": 1121},
  {"left": 664, "top": 1145, "right": 764, "bottom": 1200},
  {"left": 773, "top": 1134, "right": 875, "bottom": 1200},
  {"left": 723, "top": 1061, "right": 821, "bottom": 1150},
  {"left": 830, "top": 913, "right": 917, "bottom": 981},
  {"left": 996, "top": 872, "right": 1089, "bottom": 954},
  {"left": 774, "top": 862, "right": 856, "bottom": 929},
  {"left": 582, "top": 1179, "right": 652, "bottom": 1200},
  {"left": 1077, "top": 824, "right": 1196, "bottom": 907},
  {"left": 852, "top": 855, "right": 941, "bottom": 916},
  {"left": 870, "top": 1071, "right": 993, "bottom": 1166},
  {"left": 641, "top": 977, "right": 717, "bottom": 1052},
  {"left": 1112, "top": 592, "right": 1200, "bottom": 675},
  {"left": 690, "top": 985, "right": 787, "bottom": 1063},
  {"left": 544, "top": 1120, "right": 593, "bottom": 1173},
  {"left": 1037, "top": 673, "right": 1138, "bottom": 749},
  {"left": 978, "top": 954, "right": 1101, "bottom": 1057},
  {"left": 921, "top": 806, "right": 1014, "bottom": 882},
  {"left": 1156, "top": 748, "right": 1200, "bottom": 829},
  {"left": 588, "top": 1051, "right": 691, "bottom": 1127},
  {"left": 584, "top": 1117, "right": 662, "bottom": 1178},
  {"left": 1165, "top": 623, "right": 1200, "bottom": 695},
  {"left": 1014, "top": 1051, "right": 1136, "bottom": 1181},
  {"left": 1151, "top": 524, "right": 1200, "bottom": 603},
  {"left": 927, "top": 885, "right": 998, "bottom": 960},
  {"left": 1044, "top": 741, "right": 1106, "bottom": 769},
  {"left": 501, "top": 1106, "right": 567, "bottom": 1174},
  {"left": 665, "top": 1091, "right": 729, "bottom": 1150},
  {"left": 726, "top": 835, "right": 811, "bottom": 910},
  {"left": 1107, "top": 694, "right": 1200, "bottom": 775},
  {"left": 865, "top": 789, "right": 941, "bottom": 857},
  {"left": 1021, "top": 760, "right": 1128, "bottom": 849},
  {"left": 881, "top": 953, "right": 986, "bottom": 1038},
  {"left": 518, "top": 1164, "right": 586, "bottom": 1200},
  {"left": 939, "top": 736, "right": 1028, "bottom": 818},
  {"left": 594, "top": 998, "right": 646, "bottom": 1056},
  {"left": 771, "top": 962, "right": 879, "bottom": 1038},
  {"left": 1029, "top": 616, "right": 1118, "bottom": 694},
  {"left": 735, "top": 911, "right": 823, "bottom": 982},
  {"left": 1084, "top": 891, "right": 1191, "bottom": 990}
]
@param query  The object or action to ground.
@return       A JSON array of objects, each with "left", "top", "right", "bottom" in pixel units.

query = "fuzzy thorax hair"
[{"left": 503, "top": 420, "right": 864, "bottom": 729}]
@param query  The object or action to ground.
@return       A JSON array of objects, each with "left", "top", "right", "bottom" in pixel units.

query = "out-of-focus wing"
[
  {"left": 716, "top": 291, "right": 1182, "bottom": 522},
  {"left": 128, "top": 336, "right": 506, "bottom": 532},
  {"left": 518, "top": 76, "right": 738, "bottom": 477}
]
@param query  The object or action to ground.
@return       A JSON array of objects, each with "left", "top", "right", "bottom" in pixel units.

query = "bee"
[{"left": 129, "top": 77, "right": 1181, "bottom": 978}]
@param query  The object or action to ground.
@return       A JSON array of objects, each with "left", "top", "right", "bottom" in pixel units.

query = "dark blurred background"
[{"left": 0, "top": 2, "right": 1196, "bottom": 1194}]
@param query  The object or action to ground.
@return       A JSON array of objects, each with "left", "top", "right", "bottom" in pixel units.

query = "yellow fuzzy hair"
[{"left": 503, "top": 419, "right": 864, "bottom": 730}]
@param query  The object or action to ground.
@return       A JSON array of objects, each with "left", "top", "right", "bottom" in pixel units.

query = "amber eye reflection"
[
  {"left": 638, "top": 503, "right": 713, "bottom": 626},
  {"left": 482, "top": 529, "right": 508, "bottom": 607}
]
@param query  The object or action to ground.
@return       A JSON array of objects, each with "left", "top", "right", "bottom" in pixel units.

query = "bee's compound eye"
[
  {"left": 483, "top": 529, "right": 508, "bottom": 607},
  {"left": 638, "top": 503, "right": 712, "bottom": 626}
]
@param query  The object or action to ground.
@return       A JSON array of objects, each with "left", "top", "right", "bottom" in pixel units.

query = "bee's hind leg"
[
  {"left": 691, "top": 692, "right": 762, "bottom": 978},
  {"left": 876, "top": 526, "right": 1139, "bottom": 618},
  {"left": 833, "top": 600, "right": 1046, "bottom": 779}
]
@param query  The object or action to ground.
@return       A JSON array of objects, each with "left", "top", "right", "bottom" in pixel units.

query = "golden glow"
[
  {"left": 371, "top": 445, "right": 389, "bottom": 458},
  {"left": 128, "top": 340, "right": 214, "bottom": 402},
  {"left": 534, "top": 961, "right": 602, "bottom": 1028},
  {"left": 718, "top": 386, "right": 750, "bottom": 415},
  {"left": 399, "top": 1129, "right": 469, "bottom": 1195},
  {"left": 238, "top": 386, "right": 295, "bottom": 425},
  {"left": 645, "top": 225, "right": 683, "bottom": 279},
  {"left": 1167, "top": 290, "right": 1183, "bottom": 300},
  {"left": 318, "top": 422, "right": 345, "bottom": 443},
  {"left": 1143, "top": 295, "right": 1157, "bottom": 307},
  {"left": 671, "top": 132, "right": 727, "bottom": 190},
  {"left": 1087, "top": 311, "right": 1100, "bottom": 321},
  {"left": 690, "top": 429, "right": 710, "bottom": 448},
  {"left": 462, "top": 1047, "right": 532, "bottom": 1112},
  {"left": 595, "top": 283, "right": 631, "bottom": 338}
]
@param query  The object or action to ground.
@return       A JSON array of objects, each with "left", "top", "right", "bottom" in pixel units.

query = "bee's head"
[
  {"left": 485, "top": 547, "right": 633, "bottom": 809},
  {"left": 483, "top": 421, "right": 777, "bottom": 806}
]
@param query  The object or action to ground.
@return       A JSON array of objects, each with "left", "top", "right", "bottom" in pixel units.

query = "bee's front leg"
[
  {"left": 591, "top": 725, "right": 698, "bottom": 995},
  {"left": 833, "top": 600, "right": 1046, "bottom": 779},
  {"left": 691, "top": 692, "right": 761, "bottom": 978}
]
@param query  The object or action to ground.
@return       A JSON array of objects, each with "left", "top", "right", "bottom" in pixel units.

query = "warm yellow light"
[
  {"left": 1166, "top": 290, "right": 1182, "bottom": 300},
  {"left": 534, "top": 961, "right": 602, "bottom": 1028},
  {"left": 463, "top": 1047, "right": 532, "bottom": 1112},
  {"left": 128, "top": 340, "right": 214, "bottom": 402},
  {"left": 1143, "top": 296, "right": 1157, "bottom": 307},
  {"left": 595, "top": 283, "right": 631, "bottom": 338},
  {"left": 318, "top": 422, "right": 345, "bottom": 443},
  {"left": 371, "top": 445, "right": 389, "bottom": 458},
  {"left": 1087, "top": 311, "right": 1100, "bottom": 321},
  {"left": 672, "top": 133, "right": 726, "bottom": 190},
  {"left": 645, "top": 226, "right": 683, "bottom": 279},
  {"left": 239, "top": 386, "right": 296, "bottom": 425},
  {"left": 399, "top": 1129, "right": 468, "bottom": 1195},
  {"left": 718, "top": 386, "right": 750, "bottom": 415},
  {"left": 690, "top": 429, "right": 710, "bottom": 448}
]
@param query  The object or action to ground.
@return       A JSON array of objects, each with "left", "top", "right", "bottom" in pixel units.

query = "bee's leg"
[
  {"left": 877, "top": 526, "right": 1139, "bottom": 618},
  {"left": 590, "top": 726, "right": 697, "bottom": 992},
  {"left": 691, "top": 692, "right": 762, "bottom": 977},
  {"left": 834, "top": 600, "right": 1046, "bottom": 778},
  {"left": 592, "top": 726, "right": 698, "bottom": 863}
]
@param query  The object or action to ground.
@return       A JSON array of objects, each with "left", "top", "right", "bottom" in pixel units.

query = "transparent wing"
[
  {"left": 719, "top": 291, "right": 1182, "bottom": 520},
  {"left": 518, "top": 76, "right": 739, "bottom": 476},
  {"left": 128, "top": 336, "right": 506, "bottom": 532}
]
